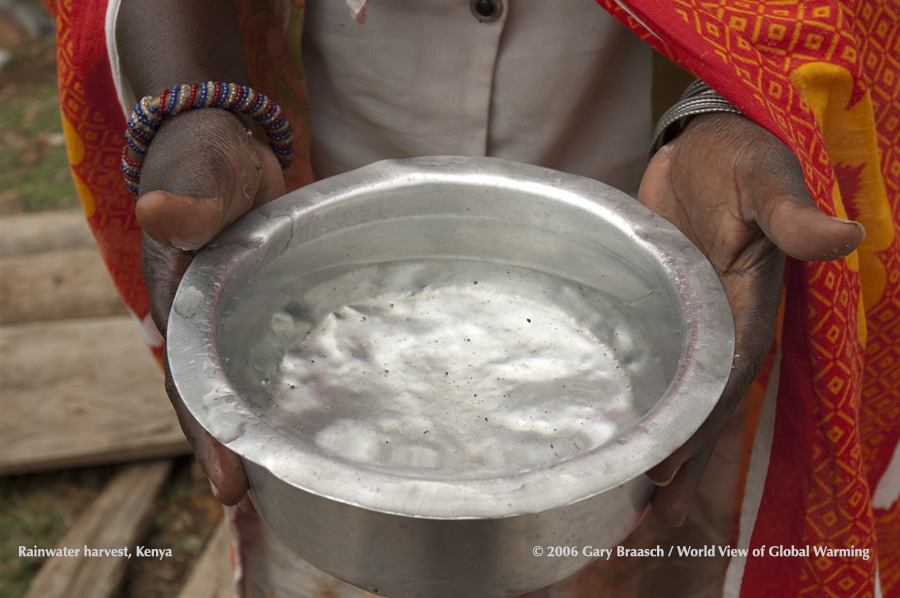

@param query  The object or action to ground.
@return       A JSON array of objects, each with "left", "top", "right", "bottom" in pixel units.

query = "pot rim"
[{"left": 167, "top": 156, "right": 734, "bottom": 520}]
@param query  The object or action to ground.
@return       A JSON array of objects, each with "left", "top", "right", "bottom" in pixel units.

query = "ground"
[{"left": 0, "top": 27, "right": 222, "bottom": 598}]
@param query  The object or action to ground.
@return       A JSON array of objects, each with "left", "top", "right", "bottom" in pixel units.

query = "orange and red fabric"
[{"left": 596, "top": 1, "right": 900, "bottom": 596}]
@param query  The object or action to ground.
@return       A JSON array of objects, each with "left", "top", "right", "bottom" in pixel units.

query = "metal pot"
[{"left": 167, "top": 156, "right": 733, "bottom": 598}]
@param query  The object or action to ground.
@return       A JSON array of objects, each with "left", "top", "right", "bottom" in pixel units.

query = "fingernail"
[
  {"left": 835, "top": 218, "right": 867, "bottom": 240},
  {"left": 238, "top": 495, "right": 257, "bottom": 514},
  {"left": 647, "top": 467, "right": 680, "bottom": 487},
  {"left": 171, "top": 236, "right": 205, "bottom": 252},
  {"left": 208, "top": 479, "right": 221, "bottom": 500}
]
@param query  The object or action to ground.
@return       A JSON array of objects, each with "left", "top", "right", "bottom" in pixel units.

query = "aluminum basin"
[{"left": 167, "top": 156, "right": 734, "bottom": 597}]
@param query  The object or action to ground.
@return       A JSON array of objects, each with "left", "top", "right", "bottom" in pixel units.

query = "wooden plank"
[
  {"left": 0, "top": 210, "right": 95, "bottom": 257},
  {"left": 24, "top": 460, "right": 175, "bottom": 598},
  {"left": 177, "top": 522, "right": 234, "bottom": 598},
  {"left": 0, "top": 314, "right": 156, "bottom": 389},
  {"left": 0, "top": 316, "right": 190, "bottom": 474},
  {"left": 0, "top": 247, "right": 128, "bottom": 325}
]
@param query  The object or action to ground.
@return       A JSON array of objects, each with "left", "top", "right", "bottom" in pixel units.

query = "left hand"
[
  {"left": 138, "top": 109, "right": 286, "bottom": 510},
  {"left": 637, "top": 112, "right": 865, "bottom": 527}
]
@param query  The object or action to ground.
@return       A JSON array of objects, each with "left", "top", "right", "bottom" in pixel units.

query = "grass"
[
  {"left": 0, "top": 39, "right": 78, "bottom": 213},
  {"left": 0, "top": 469, "right": 116, "bottom": 598},
  {"left": 0, "top": 143, "right": 77, "bottom": 212}
]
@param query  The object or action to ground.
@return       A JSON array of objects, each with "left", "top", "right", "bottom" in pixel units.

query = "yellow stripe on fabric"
[
  {"left": 61, "top": 114, "right": 95, "bottom": 218},
  {"left": 790, "top": 62, "right": 892, "bottom": 317},
  {"left": 71, "top": 172, "right": 96, "bottom": 218}
]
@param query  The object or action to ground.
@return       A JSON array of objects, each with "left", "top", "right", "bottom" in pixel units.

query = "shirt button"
[{"left": 470, "top": 0, "right": 502, "bottom": 22}]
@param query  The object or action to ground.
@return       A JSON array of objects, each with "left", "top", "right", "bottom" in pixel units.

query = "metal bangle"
[{"left": 650, "top": 80, "right": 744, "bottom": 157}]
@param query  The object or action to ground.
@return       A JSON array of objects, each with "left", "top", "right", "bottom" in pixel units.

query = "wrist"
[
  {"left": 123, "top": 83, "right": 293, "bottom": 198},
  {"left": 650, "top": 80, "right": 744, "bottom": 157}
]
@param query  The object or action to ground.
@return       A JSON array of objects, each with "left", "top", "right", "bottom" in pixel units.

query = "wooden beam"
[
  {"left": 177, "top": 522, "right": 234, "bottom": 598},
  {"left": 0, "top": 316, "right": 190, "bottom": 474},
  {"left": 0, "top": 247, "right": 128, "bottom": 325},
  {"left": 24, "top": 460, "right": 175, "bottom": 598},
  {"left": 0, "top": 210, "right": 95, "bottom": 257}
]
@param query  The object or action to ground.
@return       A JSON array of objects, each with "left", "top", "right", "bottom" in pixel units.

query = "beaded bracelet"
[
  {"left": 649, "top": 80, "right": 743, "bottom": 158},
  {"left": 121, "top": 82, "right": 293, "bottom": 198}
]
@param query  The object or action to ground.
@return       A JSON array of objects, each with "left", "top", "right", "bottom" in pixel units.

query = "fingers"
[
  {"left": 164, "top": 355, "right": 249, "bottom": 505},
  {"left": 694, "top": 112, "right": 866, "bottom": 263},
  {"left": 197, "top": 430, "right": 250, "bottom": 506},
  {"left": 748, "top": 139, "right": 866, "bottom": 263},
  {"left": 645, "top": 253, "right": 780, "bottom": 527},
  {"left": 238, "top": 495, "right": 257, "bottom": 514},
  {"left": 649, "top": 442, "right": 717, "bottom": 528},
  {"left": 645, "top": 461, "right": 680, "bottom": 487},
  {"left": 644, "top": 379, "right": 747, "bottom": 528},
  {"left": 754, "top": 191, "right": 865, "bottom": 262},
  {"left": 142, "top": 232, "right": 192, "bottom": 334}
]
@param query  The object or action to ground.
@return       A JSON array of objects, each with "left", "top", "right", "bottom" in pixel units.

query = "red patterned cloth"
[
  {"left": 593, "top": 1, "right": 900, "bottom": 596},
  {"left": 44, "top": 0, "right": 900, "bottom": 595},
  {"left": 46, "top": 0, "right": 156, "bottom": 351}
]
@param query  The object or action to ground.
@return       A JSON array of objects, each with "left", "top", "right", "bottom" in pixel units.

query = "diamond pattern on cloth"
[{"left": 596, "top": 1, "right": 900, "bottom": 596}]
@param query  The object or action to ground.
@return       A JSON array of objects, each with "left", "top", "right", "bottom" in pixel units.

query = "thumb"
[
  {"left": 134, "top": 109, "right": 284, "bottom": 251},
  {"left": 755, "top": 191, "right": 865, "bottom": 263},
  {"left": 136, "top": 191, "right": 235, "bottom": 251}
]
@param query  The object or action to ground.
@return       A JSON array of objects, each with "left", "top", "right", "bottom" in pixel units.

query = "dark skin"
[
  {"left": 138, "top": 109, "right": 283, "bottom": 512},
  {"left": 120, "top": 0, "right": 865, "bottom": 524},
  {"left": 638, "top": 113, "right": 864, "bottom": 525}
]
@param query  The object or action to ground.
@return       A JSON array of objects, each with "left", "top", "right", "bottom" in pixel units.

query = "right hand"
[
  {"left": 636, "top": 113, "right": 864, "bottom": 526},
  {"left": 138, "top": 108, "right": 285, "bottom": 508}
]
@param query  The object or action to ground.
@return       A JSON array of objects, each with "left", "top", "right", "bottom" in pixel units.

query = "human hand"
[
  {"left": 637, "top": 112, "right": 864, "bottom": 527},
  {"left": 138, "top": 108, "right": 285, "bottom": 508}
]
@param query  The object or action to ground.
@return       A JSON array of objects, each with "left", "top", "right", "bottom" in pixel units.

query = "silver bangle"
[{"left": 650, "top": 80, "right": 744, "bottom": 157}]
